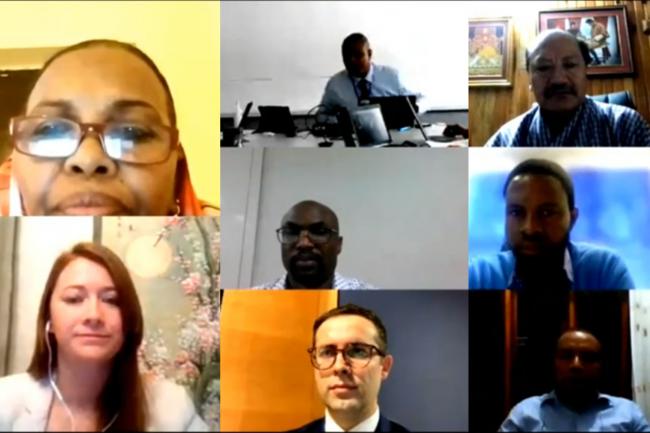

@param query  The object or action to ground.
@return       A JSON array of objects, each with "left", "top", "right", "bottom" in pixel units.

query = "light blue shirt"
[
  {"left": 485, "top": 97, "right": 650, "bottom": 147},
  {"left": 500, "top": 392, "right": 650, "bottom": 432},
  {"left": 320, "top": 63, "right": 413, "bottom": 114},
  {"left": 468, "top": 241, "right": 634, "bottom": 290}
]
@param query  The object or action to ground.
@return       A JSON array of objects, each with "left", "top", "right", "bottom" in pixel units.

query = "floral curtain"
[
  {"left": 630, "top": 292, "right": 650, "bottom": 420},
  {"left": 99, "top": 216, "right": 220, "bottom": 430}
]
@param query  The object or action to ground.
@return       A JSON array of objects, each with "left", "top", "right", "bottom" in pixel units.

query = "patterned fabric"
[
  {"left": 485, "top": 97, "right": 650, "bottom": 147},
  {"left": 254, "top": 272, "right": 375, "bottom": 290},
  {"left": 320, "top": 63, "right": 413, "bottom": 114},
  {"left": 499, "top": 391, "right": 650, "bottom": 432}
]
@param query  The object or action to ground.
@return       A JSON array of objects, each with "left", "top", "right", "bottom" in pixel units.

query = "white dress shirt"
[
  {"left": 324, "top": 407, "right": 380, "bottom": 432},
  {"left": 254, "top": 272, "right": 375, "bottom": 290},
  {"left": 0, "top": 373, "right": 208, "bottom": 431}
]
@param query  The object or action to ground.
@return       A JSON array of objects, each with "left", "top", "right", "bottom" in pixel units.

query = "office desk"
[{"left": 238, "top": 123, "right": 468, "bottom": 148}]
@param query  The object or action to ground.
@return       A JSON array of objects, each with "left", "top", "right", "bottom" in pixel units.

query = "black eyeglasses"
[
  {"left": 308, "top": 343, "right": 386, "bottom": 370},
  {"left": 276, "top": 226, "right": 339, "bottom": 244},
  {"left": 10, "top": 116, "right": 179, "bottom": 165}
]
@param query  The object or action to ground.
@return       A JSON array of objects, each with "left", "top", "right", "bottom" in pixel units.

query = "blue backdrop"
[{"left": 469, "top": 168, "right": 650, "bottom": 289}]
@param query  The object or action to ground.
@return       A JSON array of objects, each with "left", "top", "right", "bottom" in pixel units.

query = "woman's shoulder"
[
  {"left": 0, "top": 372, "right": 39, "bottom": 392},
  {"left": 0, "top": 373, "right": 48, "bottom": 429},
  {"left": 143, "top": 375, "right": 209, "bottom": 432}
]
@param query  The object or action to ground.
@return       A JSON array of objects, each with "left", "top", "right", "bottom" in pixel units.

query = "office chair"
[{"left": 591, "top": 91, "right": 636, "bottom": 110}]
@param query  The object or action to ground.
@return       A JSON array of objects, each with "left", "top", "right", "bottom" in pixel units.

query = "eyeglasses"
[
  {"left": 276, "top": 226, "right": 339, "bottom": 244},
  {"left": 308, "top": 343, "right": 385, "bottom": 370},
  {"left": 9, "top": 116, "right": 179, "bottom": 165}
]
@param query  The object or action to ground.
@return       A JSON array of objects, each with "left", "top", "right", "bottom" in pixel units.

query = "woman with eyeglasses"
[
  {"left": 0, "top": 40, "right": 218, "bottom": 216},
  {"left": 0, "top": 243, "right": 208, "bottom": 431}
]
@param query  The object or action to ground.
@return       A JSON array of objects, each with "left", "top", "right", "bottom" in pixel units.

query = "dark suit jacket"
[{"left": 288, "top": 414, "right": 410, "bottom": 432}]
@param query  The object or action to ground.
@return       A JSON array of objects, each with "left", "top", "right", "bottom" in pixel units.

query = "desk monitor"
[
  {"left": 350, "top": 104, "right": 391, "bottom": 147},
  {"left": 256, "top": 105, "right": 297, "bottom": 137},
  {"left": 368, "top": 95, "right": 419, "bottom": 129}
]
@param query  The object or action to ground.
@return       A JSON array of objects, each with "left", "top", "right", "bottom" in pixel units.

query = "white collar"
[
  {"left": 351, "top": 63, "right": 375, "bottom": 84},
  {"left": 324, "top": 406, "right": 380, "bottom": 432}
]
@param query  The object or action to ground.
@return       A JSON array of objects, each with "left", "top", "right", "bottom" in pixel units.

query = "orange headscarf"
[{"left": 0, "top": 156, "right": 214, "bottom": 216}]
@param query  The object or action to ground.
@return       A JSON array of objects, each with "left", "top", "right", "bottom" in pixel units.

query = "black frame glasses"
[
  {"left": 307, "top": 342, "right": 386, "bottom": 370},
  {"left": 275, "top": 226, "right": 339, "bottom": 244},
  {"left": 9, "top": 116, "right": 180, "bottom": 165}
]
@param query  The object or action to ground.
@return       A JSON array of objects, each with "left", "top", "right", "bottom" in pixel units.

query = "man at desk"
[
  {"left": 468, "top": 159, "right": 634, "bottom": 290},
  {"left": 485, "top": 29, "right": 650, "bottom": 147},
  {"left": 320, "top": 33, "right": 413, "bottom": 114},
  {"left": 500, "top": 329, "right": 650, "bottom": 432},
  {"left": 289, "top": 304, "right": 409, "bottom": 432},
  {"left": 255, "top": 200, "right": 375, "bottom": 289}
]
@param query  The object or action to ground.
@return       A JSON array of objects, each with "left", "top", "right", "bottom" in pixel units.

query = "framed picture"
[
  {"left": 538, "top": 5, "right": 634, "bottom": 76},
  {"left": 469, "top": 17, "right": 515, "bottom": 87}
]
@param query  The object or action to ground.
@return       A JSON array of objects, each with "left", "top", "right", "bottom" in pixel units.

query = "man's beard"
[
  {"left": 287, "top": 253, "right": 329, "bottom": 288},
  {"left": 512, "top": 235, "right": 571, "bottom": 290}
]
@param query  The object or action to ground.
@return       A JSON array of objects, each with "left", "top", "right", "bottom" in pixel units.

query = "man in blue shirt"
[
  {"left": 469, "top": 159, "right": 634, "bottom": 289},
  {"left": 500, "top": 330, "right": 650, "bottom": 432},
  {"left": 485, "top": 29, "right": 650, "bottom": 146},
  {"left": 319, "top": 33, "right": 414, "bottom": 114}
]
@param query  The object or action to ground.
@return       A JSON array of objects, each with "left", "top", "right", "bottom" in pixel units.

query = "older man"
[
  {"left": 289, "top": 304, "right": 409, "bottom": 432},
  {"left": 485, "top": 30, "right": 650, "bottom": 147},
  {"left": 469, "top": 159, "right": 634, "bottom": 290},
  {"left": 255, "top": 200, "right": 374, "bottom": 289},
  {"left": 500, "top": 330, "right": 650, "bottom": 432}
]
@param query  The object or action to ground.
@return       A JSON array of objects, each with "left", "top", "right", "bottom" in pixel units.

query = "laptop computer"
[
  {"left": 221, "top": 101, "right": 253, "bottom": 147},
  {"left": 404, "top": 97, "right": 455, "bottom": 146},
  {"left": 255, "top": 105, "right": 297, "bottom": 137},
  {"left": 368, "top": 95, "right": 419, "bottom": 129},
  {"left": 349, "top": 104, "right": 392, "bottom": 147}
]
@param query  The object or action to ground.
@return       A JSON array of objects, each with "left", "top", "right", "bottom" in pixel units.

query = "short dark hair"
[
  {"left": 503, "top": 158, "right": 575, "bottom": 210},
  {"left": 312, "top": 303, "right": 388, "bottom": 352},
  {"left": 341, "top": 33, "right": 369, "bottom": 57},
  {"left": 30, "top": 39, "right": 177, "bottom": 127},
  {"left": 525, "top": 30, "right": 592, "bottom": 70}
]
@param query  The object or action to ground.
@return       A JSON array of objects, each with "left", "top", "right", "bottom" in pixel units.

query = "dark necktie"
[{"left": 358, "top": 78, "right": 371, "bottom": 101}]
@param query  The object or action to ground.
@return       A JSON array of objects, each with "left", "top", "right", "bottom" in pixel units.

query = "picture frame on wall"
[
  {"left": 468, "top": 17, "right": 515, "bottom": 87},
  {"left": 538, "top": 5, "right": 634, "bottom": 76}
]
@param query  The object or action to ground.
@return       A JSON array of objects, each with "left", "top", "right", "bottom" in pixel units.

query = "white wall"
[
  {"left": 221, "top": 1, "right": 468, "bottom": 114},
  {"left": 221, "top": 148, "right": 468, "bottom": 289},
  {"left": 9, "top": 217, "right": 94, "bottom": 373}
]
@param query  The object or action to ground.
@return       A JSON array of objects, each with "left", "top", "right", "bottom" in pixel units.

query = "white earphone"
[{"left": 44, "top": 319, "right": 118, "bottom": 432}]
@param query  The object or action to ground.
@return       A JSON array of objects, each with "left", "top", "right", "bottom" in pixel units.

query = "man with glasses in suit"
[
  {"left": 255, "top": 200, "right": 374, "bottom": 289},
  {"left": 289, "top": 304, "right": 409, "bottom": 432}
]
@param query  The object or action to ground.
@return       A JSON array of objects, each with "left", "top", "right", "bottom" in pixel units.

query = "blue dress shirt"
[
  {"left": 468, "top": 241, "right": 634, "bottom": 290},
  {"left": 500, "top": 392, "right": 650, "bottom": 432},
  {"left": 319, "top": 63, "right": 413, "bottom": 114},
  {"left": 485, "top": 97, "right": 650, "bottom": 147}
]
